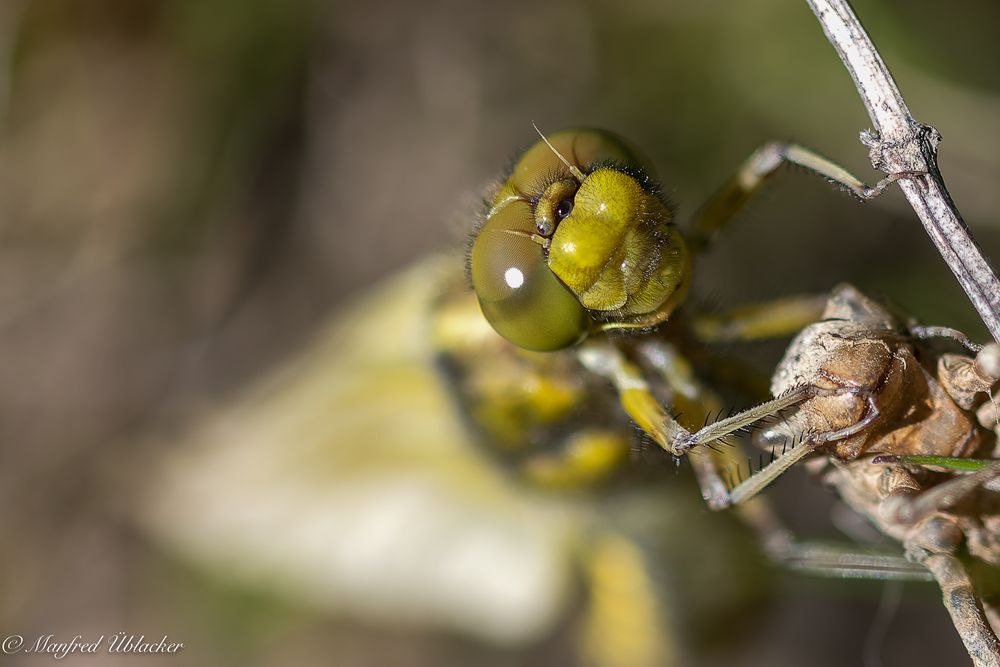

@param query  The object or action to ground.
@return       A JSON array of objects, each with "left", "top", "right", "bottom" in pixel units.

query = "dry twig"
[{"left": 806, "top": 0, "right": 1000, "bottom": 342}]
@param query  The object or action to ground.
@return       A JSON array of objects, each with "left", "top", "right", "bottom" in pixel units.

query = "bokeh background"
[{"left": 4, "top": 0, "right": 1000, "bottom": 665}]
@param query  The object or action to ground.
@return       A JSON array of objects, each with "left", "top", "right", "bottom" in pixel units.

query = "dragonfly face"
[{"left": 469, "top": 129, "right": 691, "bottom": 352}]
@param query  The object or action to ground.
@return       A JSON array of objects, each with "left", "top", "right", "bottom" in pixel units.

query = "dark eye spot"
[
  {"left": 536, "top": 220, "right": 555, "bottom": 236},
  {"left": 556, "top": 199, "right": 573, "bottom": 220}
]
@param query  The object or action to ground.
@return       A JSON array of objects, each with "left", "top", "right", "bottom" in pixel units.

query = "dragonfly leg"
[
  {"left": 579, "top": 337, "right": 878, "bottom": 512},
  {"left": 576, "top": 340, "right": 688, "bottom": 454},
  {"left": 585, "top": 339, "right": 936, "bottom": 582},
  {"left": 581, "top": 335, "right": 876, "bottom": 509},
  {"left": 670, "top": 386, "right": 818, "bottom": 454},
  {"left": 577, "top": 339, "right": 734, "bottom": 507},
  {"left": 728, "top": 390, "right": 881, "bottom": 504},
  {"left": 627, "top": 341, "right": 859, "bottom": 510},
  {"left": 689, "top": 141, "right": 921, "bottom": 252},
  {"left": 667, "top": 386, "right": 875, "bottom": 510}
]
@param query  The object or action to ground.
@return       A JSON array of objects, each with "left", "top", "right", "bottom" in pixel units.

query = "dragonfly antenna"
[{"left": 532, "top": 121, "right": 586, "bottom": 182}]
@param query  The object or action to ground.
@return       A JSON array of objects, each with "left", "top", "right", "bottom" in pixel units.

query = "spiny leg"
[
  {"left": 672, "top": 383, "right": 876, "bottom": 456},
  {"left": 576, "top": 339, "right": 731, "bottom": 507},
  {"left": 673, "top": 382, "right": 876, "bottom": 509},
  {"left": 628, "top": 338, "right": 890, "bottom": 574},
  {"left": 670, "top": 385, "right": 819, "bottom": 455},
  {"left": 726, "top": 391, "right": 880, "bottom": 506},
  {"left": 630, "top": 340, "right": 823, "bottom": 564},
  {"left": 576, "top": 339, "right": 688, "bottom": 453},
  {"left": 664, "top": 376, "right": 930, "bottom": 579},
  {"left": 578, "top": 337, "right": 775, "bottom": 508},
  {"left": 713, "top": 398, "right": 967, "bottom": 582},
  {"left": 579, "top": 335, "right": 867, "bottom": 508},
  {"left": 597, "top": 339, "right": 938, "bottom": 580},
  {"left": 688, "top": 141, "right": 918, "bottom": 252},
  {"left": 580, "top": 334, "right": 908, "bottom": 572},
  {"left": 633, "top": 339, "right": 772, "bottom": 510},
  {"left": 586, "top": 292, "right": 839, "bottom": 500},
  {"left": 626, "top": 344, "right": 985, "bottom": 586}
]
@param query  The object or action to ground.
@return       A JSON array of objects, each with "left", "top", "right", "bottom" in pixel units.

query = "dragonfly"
[{"left": 139, "top": 127, "right": 916, "bottom": 667}]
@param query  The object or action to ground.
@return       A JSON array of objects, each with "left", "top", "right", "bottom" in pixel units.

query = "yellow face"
[{"left": 469, "top": 129, "right": 691, "bottom": 352}]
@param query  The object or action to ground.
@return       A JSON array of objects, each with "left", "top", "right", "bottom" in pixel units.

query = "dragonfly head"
[{"left": 470, "top": 128, "right": 690, "bottom": 351}]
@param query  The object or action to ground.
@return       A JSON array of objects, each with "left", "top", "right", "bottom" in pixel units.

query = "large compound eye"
[{"left": 471, "top": 201, "right": 589, "bottom": 351}]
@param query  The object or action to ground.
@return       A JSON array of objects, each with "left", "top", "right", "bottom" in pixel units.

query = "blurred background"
[{"left": 3, "top": 0, "right": 1000, "bottom": 665}]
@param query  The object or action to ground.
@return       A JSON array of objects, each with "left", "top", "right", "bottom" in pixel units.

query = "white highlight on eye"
[{"left": 504, "top": 267, "right": 525, "bottom": 289}]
